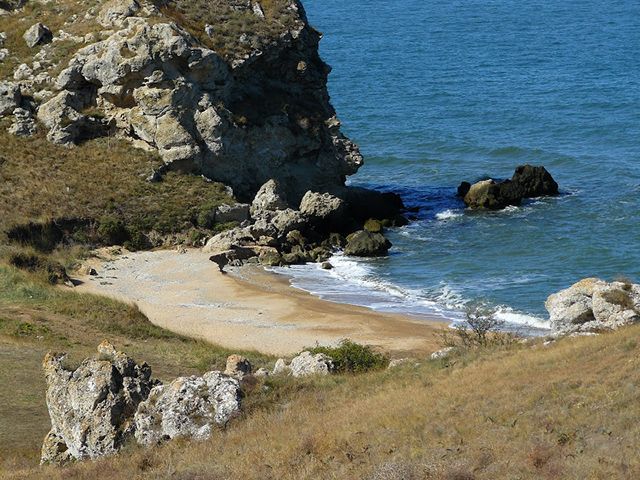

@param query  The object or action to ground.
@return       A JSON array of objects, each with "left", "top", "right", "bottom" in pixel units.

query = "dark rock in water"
[
  {"left": 321, "top": 261, "right": 333, "bottom": 270},
  {"left": 511, "top": 164, "right": 559, "bottom": 198},
  {"left": 457, "top": 181, "right": 471, "bottom": 198},
  {"left": 462, "top": 164, "right": 558, "bottom": 210},
  {"left": 344, "top": 230, "right": 392, "bottom": 257},
  {"left": 342, "top": 187, "right": 404, "bottom": 224}
]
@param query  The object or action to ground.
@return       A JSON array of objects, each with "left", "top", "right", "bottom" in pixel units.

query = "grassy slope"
[
  {"left": 3, "top": 316, "right": 639, "bottom": 479},
  {"left": 0, "top": 264, "right": 274, "bottom": 471}
]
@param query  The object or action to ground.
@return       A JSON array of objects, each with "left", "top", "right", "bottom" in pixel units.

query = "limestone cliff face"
[{"left": 18, "top": 0, "right": 363, "bottom": 202}]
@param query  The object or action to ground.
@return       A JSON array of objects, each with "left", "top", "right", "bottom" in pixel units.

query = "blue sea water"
[{"left": 276, "top": 0, "right": 640, "bottom": 331}]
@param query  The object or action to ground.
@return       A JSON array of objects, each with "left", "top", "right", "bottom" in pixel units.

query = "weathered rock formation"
[
  {"left": 41, "top": 341, "right": 155, "bottom": 464},
  {"left": 459, "top": 165, "right": 559, "bottom": 210},
  {"left": 134, "top": 371, "right": 241, "bottom": 446},
  {"left": 546, "top": 278, "right": 640, "bottom": 335},
  {"left": 41, "top": 342, "right": 243, "bottom": 464},
  {"left": 271, "top": 351, "right": 334, "bottom": 377},
  {"left": 344, "top": 230, "right": 392, "bottom": 257}
]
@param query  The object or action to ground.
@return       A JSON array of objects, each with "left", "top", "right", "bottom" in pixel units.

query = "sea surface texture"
[{"left": 277, "top": 0, "right": 640, "bottom": 331}]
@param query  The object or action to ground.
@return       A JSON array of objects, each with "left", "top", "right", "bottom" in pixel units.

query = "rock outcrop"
[
  {"left": 134, "top": 371, "right": 242, "bottom": 446},
  {"left": 460, "top": 165, "right": 559, "bottom": 210},
  {"left": 546, "top": 278, "right": 640, "bottom": 335},
  {"left": 344, "top": 230, "right": 392, "bottom": 257},
  {"left": 12, "top": 0, "right": 362, "bottom": 203},
  {"left": 271, "top": 351, "right": 334, "bottom": 377},
  {"left": 41, "top": 341, "right": 155, "bottom": 464},
  {"left": 41, "top": 342, "right": 243, "bottom": 463}
]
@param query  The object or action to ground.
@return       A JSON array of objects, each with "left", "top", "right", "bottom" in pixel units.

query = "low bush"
[{"left": 308, "top": 339, "right": 389, "bottom": 373}]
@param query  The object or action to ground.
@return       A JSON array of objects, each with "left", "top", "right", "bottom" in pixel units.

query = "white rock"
[
  {"left": 289, "top": 351, "right": 334, "bottom": 377},
  {"left": 134, "top": 371, "right": 241, "bottom": 446},
  {"left": 430, "top": 347, "right": 454, "bottom": 360},
  {"left": 24, "top": 23, "right": 52, "bottom": 48}
]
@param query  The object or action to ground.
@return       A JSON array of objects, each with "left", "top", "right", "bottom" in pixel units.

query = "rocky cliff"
[{"left": 0, "top": 0, "right": 362, "bottom": 202}]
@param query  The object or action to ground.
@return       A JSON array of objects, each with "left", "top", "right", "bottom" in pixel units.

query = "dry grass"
[
  {"left": 0, "top": 263, "right": 275, "bottom": 470},
  {"left": 153, "top": 0, "right": 300, "bottom": 60},
  {"left": 2, "top": 321, "right": 639, "bottom": 479},
  {"left": 0, "top": 129, "right": 233, "bottom": 249}
]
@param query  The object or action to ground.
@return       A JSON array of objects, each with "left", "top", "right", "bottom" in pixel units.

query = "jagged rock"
[
  {"left": 8, "top": 107, "right": 36, "bottom": 136},
  {"left": 0, "top": 81, "right": 20, "bottom": 116},
  {"left": 272, "top": 358, "right": 290, "bottom": 375},
  {"left": 290, "top": 351, "right": 334, "bottom": 377},
  {"left": 344, "top": 230, "right": 392, "bottom": 257},
  {"left": 253, "top": 367, "right": 269, "bottom": 377},
  {"left": 13, "top": 63, "right": 33, "bottom": 81},
  {"left": 97, "top": 0, "right": 140, "bottom": 27},
  {"left": 215, "top": 203, "right": 250, "bottom": 224},
  {"left": 258, "top": 247, "right": 282, "bottom": 266},
  {"left": 546, "top": 278, "right": 640, "bottom": 335},
  {"left": 251, "top": 179, "right": 289, "bottom": 217},
  {"left": 203, "top": 227, "right": 255, "bottom": 254},
  {"left": 24, "top": 23, "right": 53, "bottom": 48},
  {"left": 270, "top": 208, "right": 307, "bottom": 236},
  {"left": 299, "top": 190, "right": 346, "bottom": 229},
  {"left": 224, "top": 354, "right": 252, "bottom": 379},
  {"left": 134, "top": 371, "right": 241, "bottom": 446},
  {"left": 40, "top": 341, "right": 155, "bottom": 464},
  {"left": 511, "top": 164, "right": 559, "bottom": 198},
  {"left": 342, "top": 187, "right": 405, "bottom": 223}
]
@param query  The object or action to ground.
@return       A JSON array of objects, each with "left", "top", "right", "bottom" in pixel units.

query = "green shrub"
[
  {"left": 307, "top": 339, "right": 389, "bottom": 374},
  {"left": 97, "top": 216, "right": 129, "bottom": 245}
]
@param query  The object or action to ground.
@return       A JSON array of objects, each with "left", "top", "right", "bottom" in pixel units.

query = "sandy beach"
[{"left": 75, "top": 249, "right": 447, "bottom": 356}]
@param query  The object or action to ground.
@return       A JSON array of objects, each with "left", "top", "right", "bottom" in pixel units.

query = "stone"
[
  {"left": 272, "top": 358, "right": 290, "bottom": 375},
  {"left": 134, "top": 371, "right": 241, "bottom": 446},
  {"left": 462, "top": 165, "right": 559, "bottom": 210},
  {"left": 546, "top": 278, "right": 640, "bottom": 335},
  {"left": 250, "top": 179, "right": 289, "bottom": 218},
  {"left": 13, "top": 63, "right": 33, "bottom": 81},
  {"left": 215, "top": 203, "right": 250, "bottom": 224},
  {"left": 97, "top": 0, "right": 140, "bottom": 27},
  {"left": 363, "top": 218, "right": 383, "bottom": 233},
  {"left": 430, "top": 347, "right": 454, "bottom": 360},
  {"left": 40, "top": 341, "right": 155, "bottom": 464},
  {"left": 258, "top": 248, "right": 282, "bottom": 266},
  {"left": 299, "top": 190, "right": 346, "bottom": 229},
  {"left": 511, "top": 164, "right": 559, "bottom": 198},
  {"left": 24, "top": 23, "right": 53, "bottom": 48},
  {"left": 224, "top": 354, "right": 252, "bottom": 379},
  {"left": 344, "top": 230, "right": 392, "bottom": 257},
  {"left": 253, "top": 367, "right": 269, "bottom": 377},
  {"left": 8, "top": 107, "right": 36, "bottom": 136},
  {"left": 321, "top": 261, "right": 333, "bottom": 270},
  {"left": 290, "top": 351, "right": 334, "bottom": 377},
  {"left": 387, "top": 358, "right": 411, "bottom": 368},
  {"left": 203, "top": 227, "right": 255, "bottom": 254},
  {"left": 0, "top": 81, "right": 21, "bottom": 116}
]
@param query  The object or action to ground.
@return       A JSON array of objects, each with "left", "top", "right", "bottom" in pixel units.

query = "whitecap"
[{"left": 435, "top": 209, "right": 463, "bottom": 220}]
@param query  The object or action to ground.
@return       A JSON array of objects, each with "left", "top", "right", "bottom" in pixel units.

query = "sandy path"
[{"left": 75, "top": 249, "right": 447, "bottom": 356}]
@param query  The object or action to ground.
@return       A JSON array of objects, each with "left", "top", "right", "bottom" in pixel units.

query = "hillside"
[{"left": 3, "top": 267, "right": 639, "bottom": 479}]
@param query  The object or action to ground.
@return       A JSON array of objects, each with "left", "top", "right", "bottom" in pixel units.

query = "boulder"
[
  {"left": 272, "top": 358, "right": 290, "bottom": 375},
  {"left": 250, "top": 179, "right": 289, "bottom": 218},
  {"left": 344, "top": 230, "right": 392, "bottom": 257},
  {"left": 40, "top": 341, "right": 155, "bottom": 464},
  {"left": 462, "top": 165, "right": 559, "bottom": 210},
  {"left": 134, "top": 371, "right": 241, "bottom": 446},
  {"left": 546, "top": 278, "right": 640, "bottom": 335},
  {"left": 215, "top": 203, "right": 250, "bottom": 224},
  {"left": 24, "top": 23, "right": 52, "bottom": 48},
  {"left": 203, "top": 227, "right": 255, "bottom": 254},
  {"left": 511, "top": 164, "right": 559, "bottom": 198},
  {"left": 0, "top": 81, "right": 20, "bottom": 116},
  {"left": 224, "top": 354, "right": 252, "bottom": 379},
  {"left": 363, "top": 218, "right": 383, "bottom": 233},
  {"left": 97, "top": 0, "right": 140, "bottom": 27},
  {"left": 430, "top": 347, "right": 454, "bottom": 360},
  {"left": 8, "top": 107, "right": 36, "bottom": 136},
  {"left": 342, "top": 187, "right": 405, "bottom": 223},
  {"left": 299, "top": 190, "right": 346, "bottom": 229},
  {"left": 290, "top": 351, "right": 334, "bottom": 377}
]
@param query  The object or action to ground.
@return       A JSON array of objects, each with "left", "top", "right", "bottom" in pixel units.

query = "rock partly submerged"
[
  {"left": 546, "top": 278, "right": 640, "bottom": 335},
  {"left": 459, "top": 164, "right": 559, "bottom": 210}
]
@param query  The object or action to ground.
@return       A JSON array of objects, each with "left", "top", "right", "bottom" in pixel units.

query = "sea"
[{"left": 271, "top": 0, "right": 640, "bottom": 333}]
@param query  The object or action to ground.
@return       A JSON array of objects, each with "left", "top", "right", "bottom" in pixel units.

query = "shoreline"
[{"left": 75, "top": 248, "right": 449, "bottom": 357}]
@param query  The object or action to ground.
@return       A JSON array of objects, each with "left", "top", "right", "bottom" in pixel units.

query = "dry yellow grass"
[{"left": 3, "top": 321, "right": 640, "bottom": 479}]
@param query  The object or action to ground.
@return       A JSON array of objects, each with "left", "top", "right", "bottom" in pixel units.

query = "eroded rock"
[
  {"left": 134, "top": 371, "right": 241, "bottom": 446},
  {"left": 24, "top": 23, "right": 52, "bottom": 48},
  {"left": 41, "top": 341, "right": 155, "bottom": 464},
  {"left": 344, "top": 230, "right": 392, "bottom": 257},
  {"left": 546, "top": 278, "right": 640, "bottom": 335}
]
